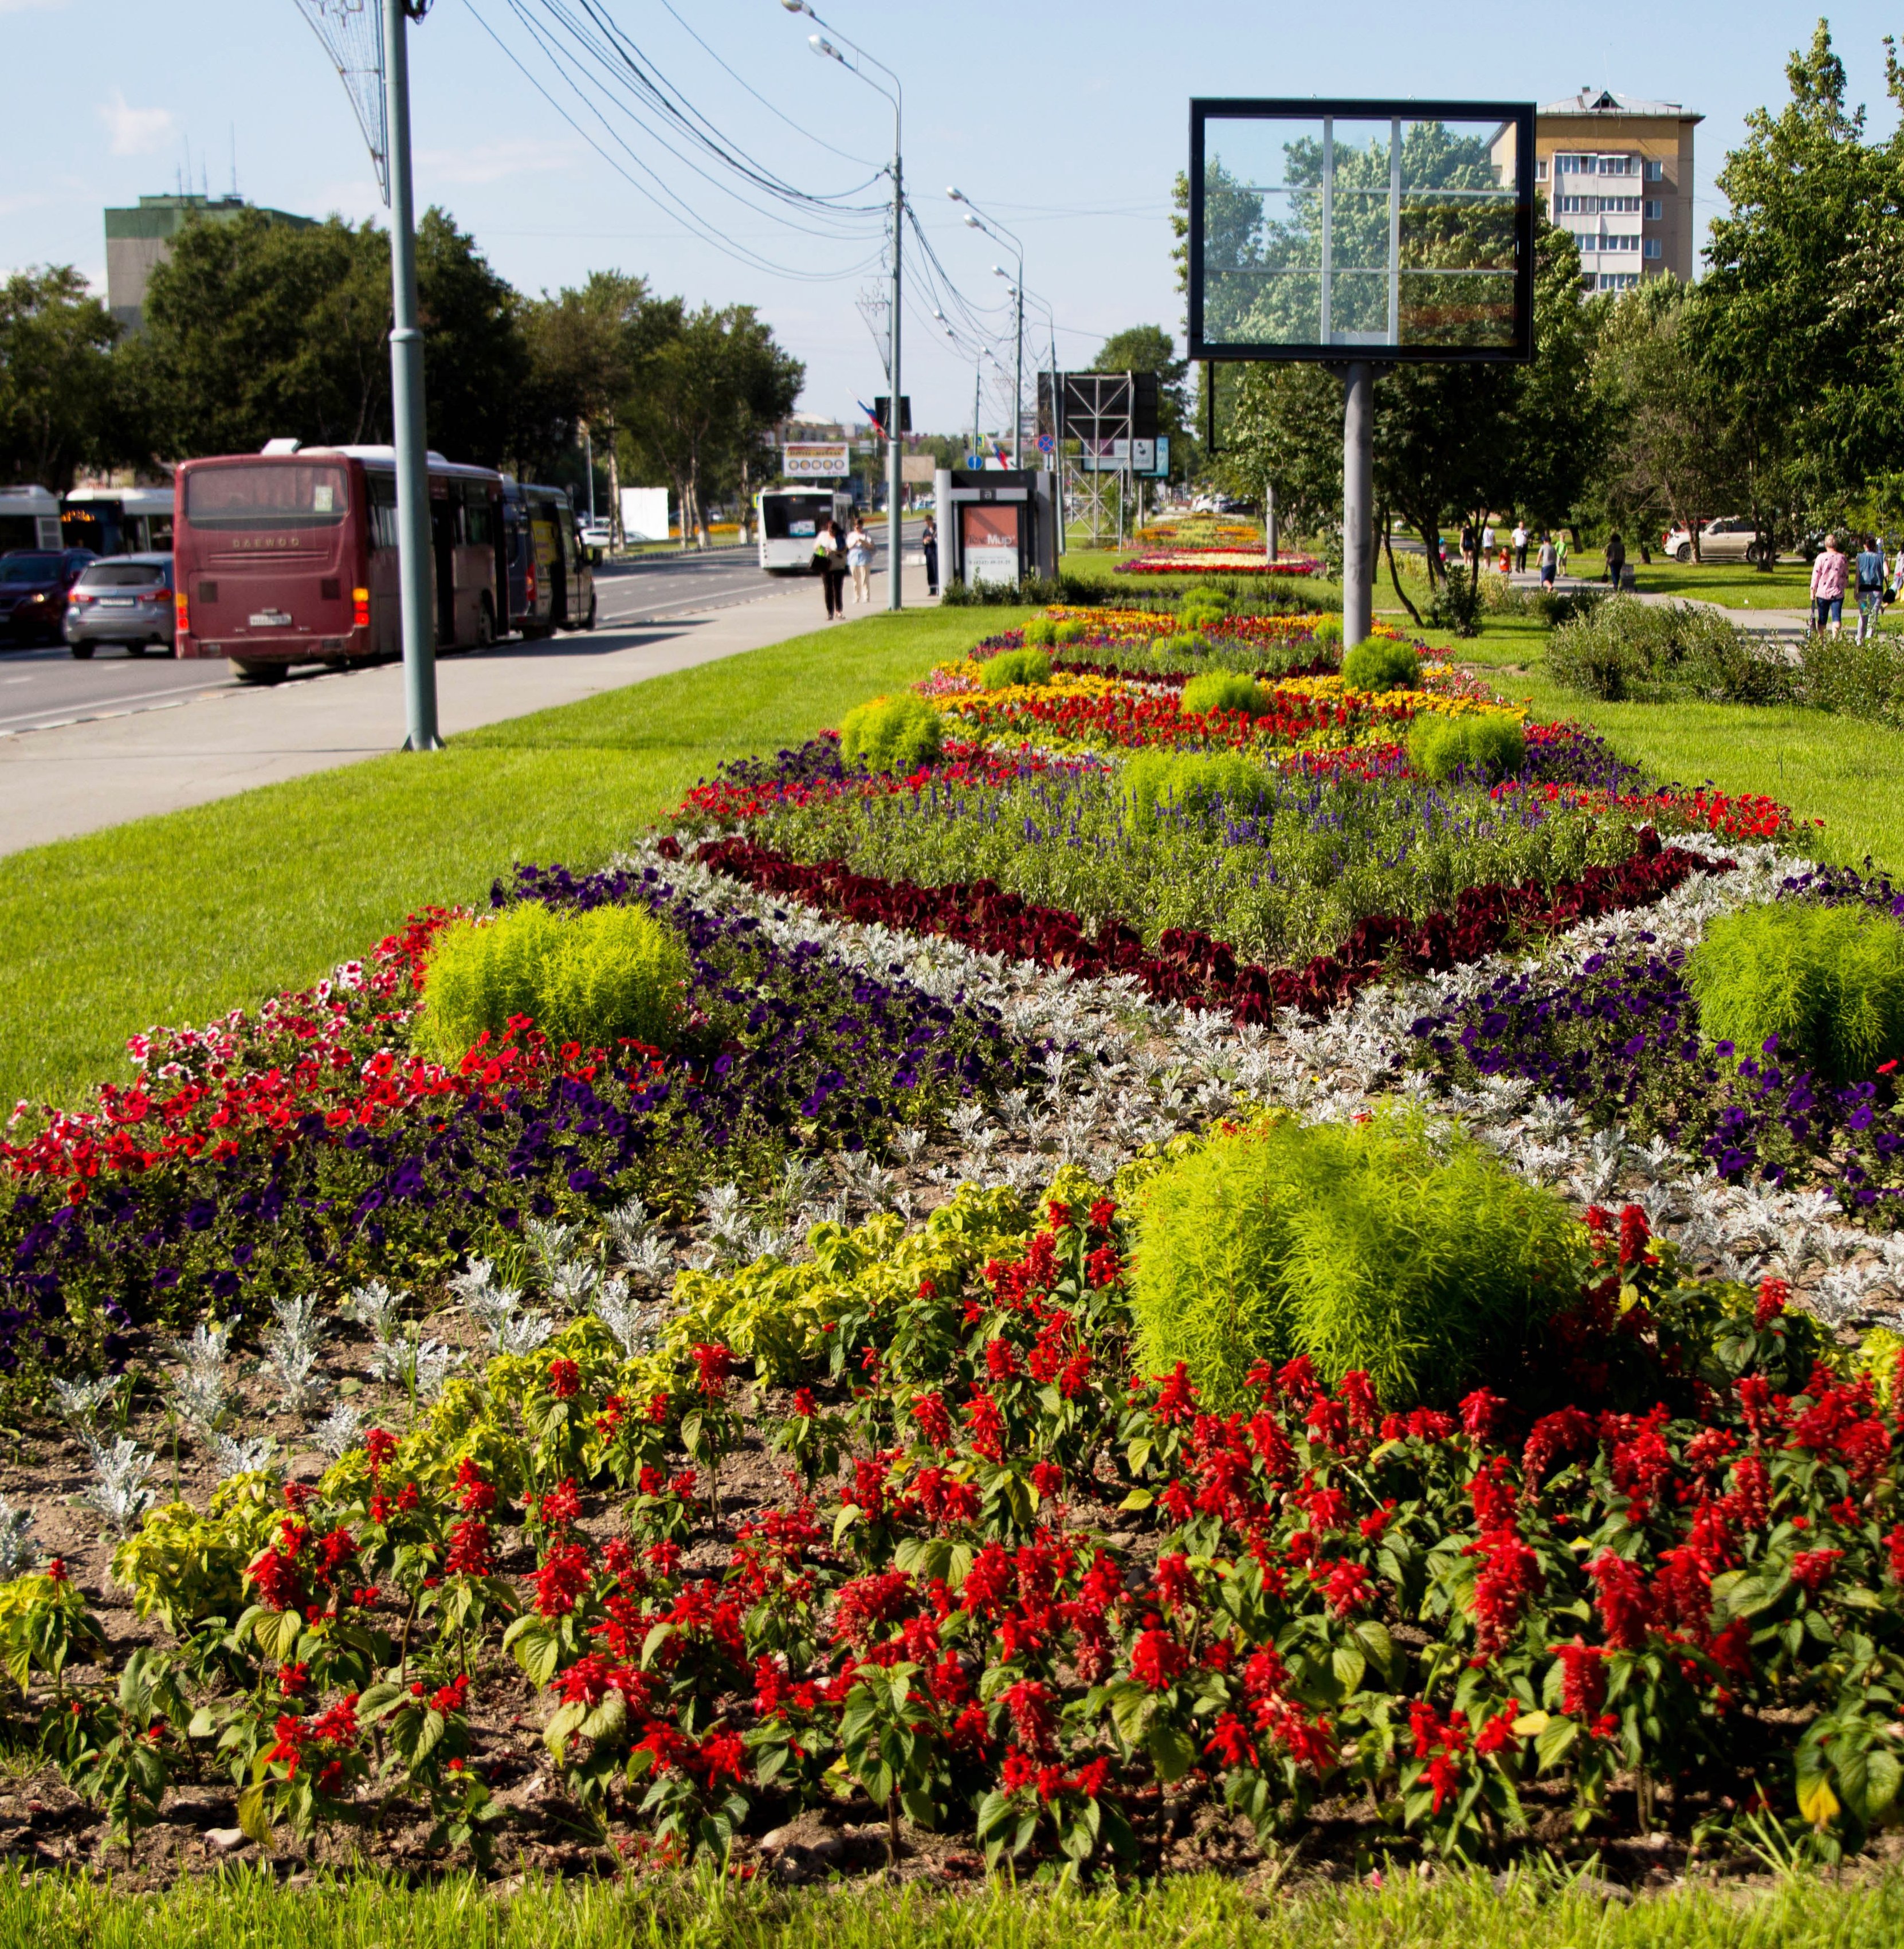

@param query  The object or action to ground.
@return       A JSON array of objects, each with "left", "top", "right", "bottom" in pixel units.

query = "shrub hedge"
[
  {"left": 838, "top": 693, "right": 943, "bottom": 772},
  {"left": 1341, "top": 638, "right": 1422, "bottom": 692}
]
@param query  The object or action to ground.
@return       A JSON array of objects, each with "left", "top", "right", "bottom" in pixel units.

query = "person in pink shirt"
[{"left": 1811, "top": 534, "right": 1848, "bottom": 638}]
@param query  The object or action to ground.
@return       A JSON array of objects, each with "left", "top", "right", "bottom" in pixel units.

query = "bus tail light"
[
  {"left": 175, "top": 593, "right": 189, "bottom": 633},
  {"left": 352, "top": 587, "right": 370, "bottom": 628}
]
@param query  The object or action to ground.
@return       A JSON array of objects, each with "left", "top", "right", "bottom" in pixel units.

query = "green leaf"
[
  {"left": 833, "top": 1504, "right": 865, "bottom": 1547},
  {"left": 252, "top": 1609, "right": 303, "bottom": 1664},
  {"left": 1354, "top": 1619, "right": 1396, "bottom": 1681},
  {"left": 1864, "top": 1748, "right": 1901, "bottom": 1818},
  {"left": 1146, "top": 1719, "right": 1197, "bottom": 1784},
  {"left": 1118, "top": 1489, "right": 1156, "bottom": 1513},
  {"left": 237, "top": 1780, "right": 274, "bottom": 1848},
  {"left": 1535, "top": 1718, "right": 1579, "bottom": 1774},
  {"left": 1332, "top": 1644, "right": 1367, "bottom": 1697}
]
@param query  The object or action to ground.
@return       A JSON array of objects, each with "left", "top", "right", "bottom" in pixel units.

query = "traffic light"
[{"left": 873, "top": 395, "right": 912, "bottom": 436}]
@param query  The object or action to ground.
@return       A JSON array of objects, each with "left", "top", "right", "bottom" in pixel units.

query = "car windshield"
[
  {"left": 0, "top": 555, "right": 58, "bottom": 583},
  {"left": 78, "top": 562, "right": 168, "bottom": 588}
]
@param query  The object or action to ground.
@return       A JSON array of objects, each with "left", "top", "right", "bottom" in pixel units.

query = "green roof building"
[{"left": 104, "top": 193, "right": 315, "bottom": 334}]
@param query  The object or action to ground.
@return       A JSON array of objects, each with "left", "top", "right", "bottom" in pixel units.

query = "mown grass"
[
  {"left": 1422, "top": 614, "right": 1904, "bottom": 872},
  {"left": 0, "top": 605, "right": 1026, "bottom": 1116},
  {"left": 5, "top": 1863, "right": 1904, "bottom": 1949}
]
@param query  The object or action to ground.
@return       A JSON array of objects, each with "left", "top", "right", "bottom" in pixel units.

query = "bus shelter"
[{"left": 932, "top": 469, "right": 1058, "bottom": 591}]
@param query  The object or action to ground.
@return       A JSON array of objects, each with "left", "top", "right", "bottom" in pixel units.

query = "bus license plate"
[{"left": 249, "top": 610, "right": 292, "bottom": 628}]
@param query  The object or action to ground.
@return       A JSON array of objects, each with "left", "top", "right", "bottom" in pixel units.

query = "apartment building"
[
  {"left": 1533, "top": 89, "right": 1701, "bottom": 291},
  {"left": 104, "top": 193, "right": 315, "bottom": 335}
]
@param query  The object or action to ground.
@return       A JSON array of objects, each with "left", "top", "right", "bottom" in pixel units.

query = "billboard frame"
[{"left": 1187, "top": 96, "right": 1537, "bottom": 367}]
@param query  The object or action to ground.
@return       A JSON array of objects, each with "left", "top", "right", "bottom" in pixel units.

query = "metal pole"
[
  {"left": 584, "top": 426, "right": 595, "bottom": 523},
  {"left": 1342, "top": 360, "right": 1373, "bottom": 647},
  {"left": 384, "top": 0, "right": 439, "bottom": 751},
  {"left": 1012, "top": 265, "right": 1024, "bottom": 468},
  {"left": 886, "top": 124, "right": 902, "bottom": 611}
]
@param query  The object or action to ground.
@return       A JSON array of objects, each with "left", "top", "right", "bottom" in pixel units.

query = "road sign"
[{"left": 1036, "top": 434, "right": 1055, "bottom": 454}]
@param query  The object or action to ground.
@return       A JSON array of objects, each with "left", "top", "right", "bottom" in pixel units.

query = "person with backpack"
[{"left": 1856, "top": 534, "right": 1886, "bottom": 643}]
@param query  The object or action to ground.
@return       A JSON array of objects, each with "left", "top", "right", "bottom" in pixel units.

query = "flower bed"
[
  {"left": 1117, "top": 550, "right": 1324, "bottom": 577},
  {"left": 1, "top": 595, "right": 1902, "bottom": 1894}
]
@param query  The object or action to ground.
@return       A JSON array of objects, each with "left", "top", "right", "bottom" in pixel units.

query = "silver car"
[
  {"left": 1662, "top": 517, "right": 1775, "bottom": 566},
  {"left": 62, "top": 552, "right": 174, "bottom": 658}
]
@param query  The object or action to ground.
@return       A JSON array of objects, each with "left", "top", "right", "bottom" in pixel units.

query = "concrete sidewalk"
[
  {"left": 0, "top": 560, "right": 934, "bottom": 857},
  {"left": 1503, "top": 568, "right": 1814, "bottom": 644}
]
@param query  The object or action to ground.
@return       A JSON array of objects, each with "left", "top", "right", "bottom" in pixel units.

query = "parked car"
[
  {"left": 62, "top": 552, "right": 175, "bottom": 658},
  {"left": 578, "top": 517, "right": 613, "bottom": 562},
  {"left": 0, "top": 547, "right": 98, "bottom": 644},
  {"left": 1662, "top": 517, "right": 1776, "bottom": 566}
]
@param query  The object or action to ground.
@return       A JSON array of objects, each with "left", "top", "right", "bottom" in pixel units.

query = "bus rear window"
[
  {"left": 184, "top": 464, "right": 349, "bottom": 530},
  {"left": 762, "top": 496, "right": 832, "bottom": 539}
]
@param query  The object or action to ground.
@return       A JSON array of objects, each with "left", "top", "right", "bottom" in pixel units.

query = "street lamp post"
[
  {"left": 947, "top": 189, "right": 1026, "bottom": 467},
  {"left": 383, "top": 0, "right": 439, "bottom": 750},
  {"left": 787, "top": 3, "right": 903, "bottom": 611}
]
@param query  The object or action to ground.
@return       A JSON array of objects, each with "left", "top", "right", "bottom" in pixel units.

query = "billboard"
[
  {"left": 1187, "top": 99, "right": 1536, "bottom": 363},
  {"left": 783, "top": 441, "right": 851, "bottom": 479},
  {"left": 1079, "top": 437, "right": 1171, "bottom": 478},
  {"left": 618, "top": 487, "right": 669, "bottom": 542}
]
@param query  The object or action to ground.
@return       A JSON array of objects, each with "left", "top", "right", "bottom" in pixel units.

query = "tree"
[
  {"left": 1698, "top": 19, "right": 1897, "bottom": 552},
  {"left": 619, "top": 305, "right": 803, "bottom": 546},
  {"left": 129, "top": 210, "right": 390, "bottom": 459},
  {"left": 415, "top": 209, "right": 527, "bottom": 470},
  {"left": 0, "top": 268, "right": 120, "bottom": 490}
]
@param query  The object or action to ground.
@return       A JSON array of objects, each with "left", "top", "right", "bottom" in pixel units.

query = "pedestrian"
[
  {"left": 1892, "top": 538, "right": 1904, "bottom": 610},
  {"left": 846, "top": 514, "right": 872, "bottom": 604},
  {"left": 1604, "top": 531, "right": 1626, "bottom": 590},
  {"left": 1482, "top": 520, "right": 1495, "bottom": 562},
  {"left": 1857, "top": 533, "right": 1886, "bottom": 644},
  {"left": 1512, "top": 520, "right": 1529, "bottom": 573},
  {"left": 920, "top": 515, "right": 939, "bottom": 595},
  {"left": 1811, "top": 532, "right": 1848, "bottom": 638},
  {"left": 1556, "top": 531, "right": 1571, "bottom": 578},
  {"left": 1538, "top": 533, "right": 1557, "bottom": 589},
  {"left": 815, "top": 518, "right": 845, "bottom": 620}
]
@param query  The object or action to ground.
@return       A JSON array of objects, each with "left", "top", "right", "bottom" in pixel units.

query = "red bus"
[{"left": 173, "top": 444, "right": 506, "bottom": 680}]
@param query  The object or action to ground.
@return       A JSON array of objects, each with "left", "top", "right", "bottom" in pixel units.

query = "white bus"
[
  {"left": 0, "top": 486, "right": 61, "bottom": 554},
  {"left": 63, "top": 485, "right": 175, "bottom": 556},
  {"left": 756, "top": 485, "right": 854, "bottom": 574}
]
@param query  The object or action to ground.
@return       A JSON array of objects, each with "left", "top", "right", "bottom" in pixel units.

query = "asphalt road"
[{"left": 0, "top": 543, "right": 882, "bottom": 738}]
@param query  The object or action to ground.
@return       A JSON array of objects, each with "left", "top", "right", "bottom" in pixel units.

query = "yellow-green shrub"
[
  {"left": 1179, "top": 670, "right": 1269, "bottom": 718},
  {"left": 1121, "top": 750, "right": 1273, "bottom": 833},
  {"left": 1407, "top": 712, "right": 1526, "bottom": 784},
  {"left": 980, "top": 648, "right": 1052, "bottom": 690},
  {"left": 111, "top": 1473, "right": 281, "bottom": 1635},
  {"left": 838, "top": 693, "right": 944, "bottom": 772},
  {"left": 1341, "top": 638, "right": 1421, "bottom": 691},
  {"left": 418, "top": 903, "right": 690, "bottom": 1062}
]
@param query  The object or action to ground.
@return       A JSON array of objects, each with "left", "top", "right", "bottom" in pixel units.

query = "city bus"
[
  {"left": 172, "top": 444, "right": 506, "bottom": 680},
  {"left": 756, "top": 485, "right": 853, "bottom": 573},
  {"left": 502, "top": 481, "right": 595, "bottom": 636},
  {"left": 62, "top": 485, "right": 175, "bottom": 556},
  {"left": 0, "top": 486, "right": 61, "bottom": 554}
]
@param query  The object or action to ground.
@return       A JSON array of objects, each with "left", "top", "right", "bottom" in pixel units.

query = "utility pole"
[
  {"left": 1341, "top": 361, "right": 1373, "bottom": 648},
  {"left": 383, "top": 0, "right": 439, "bottom": 750}
]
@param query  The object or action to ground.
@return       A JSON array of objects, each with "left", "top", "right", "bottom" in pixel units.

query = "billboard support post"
[{"left": 1342, "top": 362, "right": 1373, "bottom": 646}]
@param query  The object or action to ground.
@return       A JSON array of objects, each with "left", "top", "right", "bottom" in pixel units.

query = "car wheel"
[
  {"left": 581, "top": 589, "right": 598, "bottom": 632},
  {"left": 126, "top": 642, "right": 148, "bottom": 657},
  {"left": 233, "top": 660, "right": 288, "bottom": 684},
  {"left": 68, "top": 643, "right": 95, "bottom": 660},
  {"left": 1674, "top": 543, "right": 1692, "bottom": 563}
]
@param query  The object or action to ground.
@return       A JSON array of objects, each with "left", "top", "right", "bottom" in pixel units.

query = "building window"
[
  {"left": 1644, "top": 198, "right": 1662, "bottom": 221},
  {"left": 1643, "top": 238, "right": 1662, "bottom": 260},
  {"left": 1535, "top": 159, "right": 1548, "bottom": 181},
  {"left": 1603, "top": 233, "right": 1640, "bottom": 253},
  {"left": 1597, "top": 273, "right": 1640, "bottom": 292},
  {"left": 1644, "top": 159, "right": 1665, "bottom": 182},
  {"left": 1596, "top": 154, "right": 1635, "bottom": 175},
  {"left": 1556, "top": 153, "right": 1583, "bottom": 174}
]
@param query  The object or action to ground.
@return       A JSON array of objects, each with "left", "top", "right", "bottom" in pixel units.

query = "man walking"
[
  {"left": 1811, "top": 533, "right": 1848, "bottom": 638},
  {"left": 1538, "top": 533, "right": 1557, "bottom": 590},
  {"left": 1512, "top": 521, "right": 1528, "bottom": 574}
]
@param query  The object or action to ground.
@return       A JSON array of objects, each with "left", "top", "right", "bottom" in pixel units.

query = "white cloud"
[
  {"left": 414, "top": 138, "right": 584, "bottom": 189},
  {"left": 98, "top": 89, "right": 175, "bottom": 158}
]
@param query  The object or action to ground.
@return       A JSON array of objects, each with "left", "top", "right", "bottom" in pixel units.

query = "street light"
[
  {"left": 795, "top": 6, "right": 904, "bottom": 611},
  {"left": 946, "top": 187, "right": 1025, "bottom": 466}
]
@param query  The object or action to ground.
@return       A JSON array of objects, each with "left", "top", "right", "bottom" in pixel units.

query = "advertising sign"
[
  {"left": 783, "top": 441, "right": 851, "bottom": 480},
  {"left": 960, "top": 503, "right": 1021, "bottom": 585},
  {"left": 1078, "top": 437, "right": 1171, "bottom": 477}
]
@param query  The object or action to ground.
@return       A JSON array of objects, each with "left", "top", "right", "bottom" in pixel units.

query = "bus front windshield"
[
  {"left": 762, "top": 495, "right": 832, "bottom": 540},
  {"left": 184, "top": 463, "right": 349, "bottom": 531}
]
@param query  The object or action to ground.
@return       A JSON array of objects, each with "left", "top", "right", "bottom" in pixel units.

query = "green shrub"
[
  {"left": 1309, "top": 614, "right": 1343, "bottom": 649},
  {"left": 1800, "top": 631, "right": 1904, "bottom": 728},
  {"left": 1423, "top": 567, "right": 1483, "bottom": 637},
  {"left": 419, "top": 901, "right": 692, "bottom": 1061},
  {"left": 1406, "top": 712, "right": 1526, "bottom": 784},
  {"left": 979, "top": 647, "right": 1053, "bottom": 690},
  {"left": 1341, "top": 637, "right": 1422, "bottom": 692},
  {"left": 1179, "top": 669, "right": 1268, "bottom": 718},
  {"left": 1021, "top": 615, "right": 1057, "bottom": 648},
  {"left": 1122, "top": 750, "right": 1273, "bottom": 832},
  {"left": 838, "top": 693, "right": 944, "bottom": 772},
  {"left": 1686, "top": 901, "right": 1904, "bottom": 1083},
  {"left": 1053, "top": 618, "right": 1090, "bottom": 646},
  {"left": 1547, "top": 597, "right": 1791, "bottom": 705},
  {"left": 1129, "top": 1111, "right": 1576, "bottom": 1407}
]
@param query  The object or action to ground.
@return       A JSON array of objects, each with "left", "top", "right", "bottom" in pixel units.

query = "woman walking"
[
  {"left": 1811, "top": 534, "right": 1848, "bottom": 639},
  {"left": 1856, "top": 534, "right": 1886, "bottom": 643},
  {"left": 815, "top": 519, "right": 845, "bottom": 621},
  {"left": 1538, "top": 533, "right": 1557, "bottom": 590},
  {"left": 846, "top": 514, "right": 872, "bottom": 605},
  {"left": 920, "top": 515, "right": 939, "bottom": 595}
]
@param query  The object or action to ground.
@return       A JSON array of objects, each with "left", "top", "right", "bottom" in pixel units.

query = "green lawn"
[
  {"left": 7, "top": 1863, "right": 1904, "bottom": 1949},
  {"left": 0, "top": 605, "right": 1023, "bottom": 1116},
  {"left": 1553, "top": 550, "right": 1816, "bottom": 611},
  {"left": 1421, "top": 611, "right": 1904, "bottom": 870}
]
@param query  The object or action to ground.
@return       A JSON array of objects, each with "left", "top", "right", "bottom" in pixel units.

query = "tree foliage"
[{"left": 0, "top": 269, "right": 120, "bottom": 492}]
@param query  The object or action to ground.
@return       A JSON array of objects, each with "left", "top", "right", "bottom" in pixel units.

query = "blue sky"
[{"left": 5, "top": 1, "right": 1901, "bottom": 437}]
